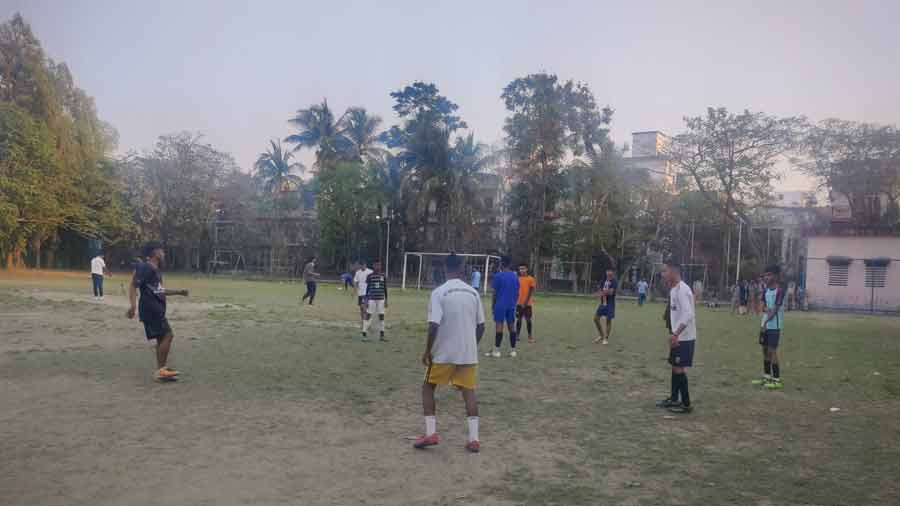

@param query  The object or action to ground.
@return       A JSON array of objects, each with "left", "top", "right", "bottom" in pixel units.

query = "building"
[
  {"left": 623, "top": 131, "right": 677, "bottom": 190},
  {"left": 805, "top": 236, "right": 899, "bottom": 313}
]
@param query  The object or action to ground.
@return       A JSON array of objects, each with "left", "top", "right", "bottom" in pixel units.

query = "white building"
[{"left": 623, "top": 131, "right": 677, "bottom": 190}]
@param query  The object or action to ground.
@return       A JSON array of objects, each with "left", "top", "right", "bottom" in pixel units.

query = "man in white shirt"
[
  {"left": 353, "top": 261, "right": 373, "bottom": 333},
  {"left": 90, "top": 253, "right": 110, "bottom": 299},
  {"left": 414, "top": 253, "right": 486, "bottom": 453},
  {"left": 657, "top": 260, "right": 696, "bottom": 414}
]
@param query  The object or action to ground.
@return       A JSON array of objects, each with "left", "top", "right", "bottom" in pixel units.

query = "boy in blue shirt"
[
  {"left": 486, "top": 257, "right": 520, "bottom": 358},
  {"left": 753, "top": 265, "right": 786, "bottom": 389}
]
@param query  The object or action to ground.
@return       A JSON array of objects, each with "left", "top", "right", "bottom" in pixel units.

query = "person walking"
[
  {"left": 90, "top": 252, "right": 110, "bottom": 299},
  {"left": 301, "top": 257, "right": 320, "bottom": 306}
]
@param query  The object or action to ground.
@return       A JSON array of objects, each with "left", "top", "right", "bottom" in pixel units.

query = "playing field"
[{"left": 2, "top": 271, "right": 899, "bottom": 506}]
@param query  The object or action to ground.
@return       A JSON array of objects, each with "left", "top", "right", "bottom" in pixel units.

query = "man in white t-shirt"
[
  {"left": 414, "top": 253, "right": 486, "bottom": 453},
  {"left": 90, "top": 253, "right": 110, "bottom": 299},
  {"left": 657, "top": 260, "right": 697, "bottom": 414},
  {"left": 353, "top": 261, "right": 373, "bottom": 333}
]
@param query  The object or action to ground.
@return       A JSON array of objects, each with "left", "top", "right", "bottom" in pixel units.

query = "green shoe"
[
  {"left": 751, "top": 376, "right": 770, "bottom": 386},
  {"left": 764, "top": 379, "right": 784, "bottom": 390}
]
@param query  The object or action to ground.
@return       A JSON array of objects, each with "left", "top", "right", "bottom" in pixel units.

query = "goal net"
[
  {"left": 401, "top": 252, "right": 501, "bottom": 295},
  {"left": 536, "top": 259, "right": 593, "bottom": 294}
]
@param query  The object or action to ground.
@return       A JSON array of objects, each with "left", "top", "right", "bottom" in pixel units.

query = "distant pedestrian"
[
  {"left": 301, "top": 257, "right": 320, "bottom": 306},
  {"left": 90, "top": 252, "right": 110, "bottom": 299},
  {"left": 471, "top": 266, "right": 482, "bottom": 290},
  {"left": 637, "top": 278, "right": 649, "bottom": 306}
]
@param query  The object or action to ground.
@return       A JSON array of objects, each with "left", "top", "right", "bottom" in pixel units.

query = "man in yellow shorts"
[{"left": 416, "top": 253, "right": 486, "bottom": 453}]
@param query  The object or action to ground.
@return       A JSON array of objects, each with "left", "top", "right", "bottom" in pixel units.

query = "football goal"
[{"left": 401, "top": 252, "right": 501, "bottom": 295}]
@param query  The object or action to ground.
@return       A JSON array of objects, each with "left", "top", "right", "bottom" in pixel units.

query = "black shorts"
[
  {"left": 595, "top": 304, "right": 615, "bottom": 320},
  {"left": 143, "top": 317, "right": 172, "bottom": 340},
  {"left": 516, "top": 305, "right": 533, "bottom": 319},
  {"left": 668, "top": 339, "right": 695, "bottom": 367},
  {"left": 759, "top": 329, "right": 781, "bottom": 349}
]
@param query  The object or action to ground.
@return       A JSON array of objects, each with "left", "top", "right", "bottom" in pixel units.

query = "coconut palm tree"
[
  {"left": 285, "top": 99, "right": 351, "bottom": 170},
  {"left": 343, "top": 107, "right": 387, "bottom": 164},
  {"left": 254, "top": 140, "right": 304, "bottom": 194}
]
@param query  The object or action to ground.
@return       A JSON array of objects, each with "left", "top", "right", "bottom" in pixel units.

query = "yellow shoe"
[{"left": 156, "top": 368, "right": 178, "bottom": 381}]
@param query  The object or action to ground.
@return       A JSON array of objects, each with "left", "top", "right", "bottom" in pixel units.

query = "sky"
[{"left": 4, "top": 0, "right": 900, "bottom": 191}]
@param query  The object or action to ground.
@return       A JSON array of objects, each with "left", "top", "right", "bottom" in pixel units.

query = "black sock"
[
  {"left": 670, "top": 372, "right": 679, "bottom": 401},
  {"left": 526, "top": 320, "right": 533, "bottom": 336},
  {"left": 495, "top": 332, "right": 503, "bottom": 348},
  {"left": 516, "top": 319, "right": 522, "bottom": 336},
  {"left": 772, "top": 363, "right": 780, "bottom": 379},
  {"left": 679, "top": 373, "right": 691, "bottom": 407},
  {"left": 510, "top": 331, "right": 518, "bottom": 348},
  {"left": 764, "top": 360, "right": 772, "bottom": 375}
]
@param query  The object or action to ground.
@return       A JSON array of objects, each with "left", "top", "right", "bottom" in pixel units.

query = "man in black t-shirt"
[{"left": 127, "top": 242, "right": 188, "bottom": 382}]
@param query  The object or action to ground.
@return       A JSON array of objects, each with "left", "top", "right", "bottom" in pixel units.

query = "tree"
[
  {"left": 799, "top": 119, "right": 900, "bottom": 226},
  {"left": 501, "top": 73, "right": 615, "bottom": 268},
  {"left": 343, "top": 107, "right": 386, "bottom": 163},
  {"left": 123, "top": 133, "right": 237, "bottom": 269},
  {"left": 315, "top": 162, "right": 382, "bottom": 267},
  {"left": 665, "top": 107, "right": 805, "bottom": 294},
  {"left": 254, "top": 140, "right": 304, "bottom": 194},
  {"left": 285, "top": 99, "right": 351, "bottom": 170}
]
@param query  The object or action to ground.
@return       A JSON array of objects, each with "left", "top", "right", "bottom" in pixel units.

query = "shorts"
[
  {"left": 358, "top": 296, "right": 366, "bottom": 306},
  {"left": 367, "top": 299, "right": 386, "bottom": 315},
  {"left": 516, "top": 304, "right": 533, "bottom": 319},
  {"left": 425, "top": 363, "right": 477, "bottom": 390},
  {"left": 595, "top": 304, "right": 615, "bottom": 320},
  {"left": 493, "top": 305, "right": 516, "bottom": 323},
  {"left": 142, "top": 317, "right": 172, "bottom": 340},
  {"left": 668, "top": 339, "right": 695, "bottom": 367},
  {"left": 759, "top": 329, "right": 781, "bottom": 349}
]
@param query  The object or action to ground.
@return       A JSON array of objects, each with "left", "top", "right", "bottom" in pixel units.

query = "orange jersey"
[{"left": 517, "top": 275, "right": 536, "bottom": 305}]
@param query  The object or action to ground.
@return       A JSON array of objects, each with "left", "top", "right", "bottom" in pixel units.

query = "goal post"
[
  {"left": 401, "top": 252, "right": 501, "bottom": 295},
  {"left": 536, "top": 259, "right": 593, "bottom": 294}
]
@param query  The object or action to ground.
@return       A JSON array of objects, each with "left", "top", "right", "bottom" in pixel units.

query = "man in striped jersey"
[{"left": 361, "top": 260, "right": 388, "bottom": 342}]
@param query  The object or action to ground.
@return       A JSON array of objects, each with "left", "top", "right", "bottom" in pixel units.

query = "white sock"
[
  {"left": 467, "top": 416, "right": 479, "bottom": 442},
  {"left": 362, "top": 318, "right": 371, "bottom": 333},
  {"left": 425, "top": 415, "right": 436, "bottom": 436},
  {"left": 378, "top": 318, "right": 385, "bottom": 333}
]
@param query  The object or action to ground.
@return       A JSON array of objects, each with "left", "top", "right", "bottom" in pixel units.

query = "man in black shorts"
[{"left": 127, "top": 242, "right": 187, "bottom": 382}]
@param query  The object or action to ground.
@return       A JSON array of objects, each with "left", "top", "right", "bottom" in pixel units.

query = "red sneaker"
[
  {"left": 413, "top": 433, "right": 440, "bottom": 449},
  {"left": 465, "top": 440, "right": 481, "bottom": 453}
]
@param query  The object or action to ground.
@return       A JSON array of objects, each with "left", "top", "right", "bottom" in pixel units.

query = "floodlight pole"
[
  {"left": 735, "top": 219, "right": 743, "bottom": 284},
  {"left": 385, "top": 217, "right": 391, "bottom": 280}
]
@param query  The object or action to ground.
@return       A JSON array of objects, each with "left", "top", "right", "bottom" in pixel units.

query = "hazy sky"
[{"left": 4, "top": 0, "right": 899, "bottom": 190}]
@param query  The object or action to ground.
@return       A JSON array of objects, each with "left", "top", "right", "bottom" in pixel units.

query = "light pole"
[{"left": 377, "top": 206, "right": 393, "bottom": 280}]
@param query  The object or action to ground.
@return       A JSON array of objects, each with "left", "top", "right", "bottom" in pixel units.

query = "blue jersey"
[
  {"left": 492, "top": 270, "right": 519, "bottom": 309},
  {"left": 763, "top": 287, "right": 785, "bottom": 330}
]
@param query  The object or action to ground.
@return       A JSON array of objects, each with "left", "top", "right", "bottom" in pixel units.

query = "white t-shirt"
[
  {"left": 427, "top": 279, "right": 486, "bottom": 365},
  {"left": 354, "top": 268, "right": 373, "bottom": 294},
  {"left": 669, "top": 280, "right": 697, "bottom": 342},
  {"left": 91, "top": 257, "right": 106, "bottom": 276}
]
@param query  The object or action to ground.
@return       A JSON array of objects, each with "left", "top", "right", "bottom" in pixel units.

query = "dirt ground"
[{"left": 2, "top": 271, "right": 900, "bottom": 506}]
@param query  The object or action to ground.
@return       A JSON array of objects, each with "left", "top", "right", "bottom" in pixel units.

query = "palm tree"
[
  {"left": 343, "top": 107, "right": 387, "bottom": 163},
  {"left": 254, "top": 140, "right": 304, "bottom": 194},
  {"left": 285, "top": 99, "right": 351, "bottom": 170}
]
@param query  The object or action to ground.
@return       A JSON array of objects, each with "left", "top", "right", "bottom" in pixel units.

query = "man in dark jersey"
[
  {"left": 593, "top": 269, "right": 618, "bottom": 345},
  {"left": 127, "top": 242, "right": 188, "bottom": 382},
  {"left": 361, "top": 260, "right": 388, "bottom": 342}
]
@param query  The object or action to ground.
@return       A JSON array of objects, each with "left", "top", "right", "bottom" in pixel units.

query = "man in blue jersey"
[
  {"left": 485, "top": 256, "right": 520, "bottom": 358},
  {"left": 593, "top": 269, "right": 618, "bottom": 345},
  {"left": 753, "top": 265, "right": 786, "bottom": 389}
]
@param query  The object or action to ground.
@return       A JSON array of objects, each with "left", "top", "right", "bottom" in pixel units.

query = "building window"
[
  {"left": 828, "top": 264, "right": 849, "bottom": 286},
  {"left": 864, "top": 257, "right": 891, "bottom": 288}
]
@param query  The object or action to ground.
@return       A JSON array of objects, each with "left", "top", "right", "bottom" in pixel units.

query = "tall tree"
[
  {"left": 285, "top": 99, "right": 351, "bottom": 170},
  {"left": 665, "top": 107, "right": 805, "bottom": 294},
  {"left": 343, "top": 107, "right": 386, "bottom": 163},
  {"left": 254, "top": 140, "right": 304, "bottom": 194},
  {"left": 799, "top": 119, "right": 900, "bottom": 226}
]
